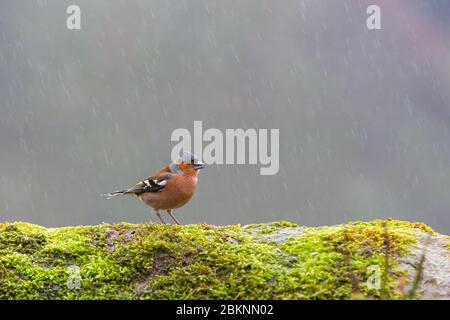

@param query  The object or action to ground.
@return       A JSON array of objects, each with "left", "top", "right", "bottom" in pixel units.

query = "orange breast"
[{"left": 139, "top": 175, "right": 197, "bottom": 210}]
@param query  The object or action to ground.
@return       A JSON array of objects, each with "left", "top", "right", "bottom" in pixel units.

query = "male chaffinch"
[{"left": 104, "top": 152, "right": 205, "bottom": 225}]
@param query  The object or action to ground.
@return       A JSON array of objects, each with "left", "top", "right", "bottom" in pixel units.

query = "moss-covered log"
[{"left": 0, "top": 219, "right": 448, "bottom": 300}]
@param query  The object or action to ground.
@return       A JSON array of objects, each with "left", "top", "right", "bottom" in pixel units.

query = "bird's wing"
[{"left": 127, "top": 173, "right": 173, "bottom": 195}]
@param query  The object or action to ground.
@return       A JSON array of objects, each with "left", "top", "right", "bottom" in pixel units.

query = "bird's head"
[{"left": 172, "top": 151, "right": 206, "bottom": 175}]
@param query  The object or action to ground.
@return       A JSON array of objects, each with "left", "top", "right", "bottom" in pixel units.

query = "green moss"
[
  {"left": 0, "top": 219, "right": 438, "bottom": 300},
  {"left": 243, "top": 221, "right": 299, "bottom": 234}
]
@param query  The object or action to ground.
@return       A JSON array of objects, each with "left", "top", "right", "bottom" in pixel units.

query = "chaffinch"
[{"left": 104, "top": 152, "right": 206, "bottom": 225}]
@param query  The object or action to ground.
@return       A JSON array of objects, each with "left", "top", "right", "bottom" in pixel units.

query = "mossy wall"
[{"left": 0, "top": 219, "right": 446, "bottom": 300}]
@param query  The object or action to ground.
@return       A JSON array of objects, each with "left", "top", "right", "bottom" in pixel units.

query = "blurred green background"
[{"left": 1, "top": 0, "right": 450, "bottom": 233}]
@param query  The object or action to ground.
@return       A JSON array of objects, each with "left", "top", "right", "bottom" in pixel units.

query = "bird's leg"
[
  {"left": 155, "top": 211, "right": 166, "bottom": 225},
  {"left": 167, "top": 210, "right": 182, "bottom": 225}
]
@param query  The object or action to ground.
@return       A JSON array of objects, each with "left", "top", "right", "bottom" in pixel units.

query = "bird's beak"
[{"left": 193, "top": 161, "right": 206, "bottom": 170}]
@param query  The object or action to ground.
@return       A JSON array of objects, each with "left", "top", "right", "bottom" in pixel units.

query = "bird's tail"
[{"left": 102, "top": 189, "right": 134, "bottom": 199}]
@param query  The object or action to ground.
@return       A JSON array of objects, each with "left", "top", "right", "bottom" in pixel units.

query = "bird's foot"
[
  {"left": 167, "top": 210, "right": 182, "bottom": 225},
  {"left": 155, "top": 212, "right": 166, "bottom": 225}
]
